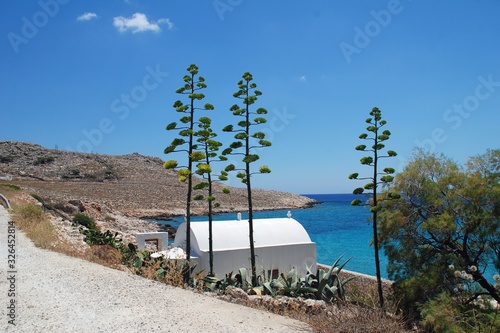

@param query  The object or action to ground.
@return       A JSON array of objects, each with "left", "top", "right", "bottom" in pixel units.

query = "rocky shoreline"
[{"left": 0, "top": 140, "right": 317, "bottom": 246}]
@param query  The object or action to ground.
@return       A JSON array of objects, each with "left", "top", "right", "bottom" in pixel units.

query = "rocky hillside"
[{"left": 0, "top": 141, "right": 316, "bottom": 220}]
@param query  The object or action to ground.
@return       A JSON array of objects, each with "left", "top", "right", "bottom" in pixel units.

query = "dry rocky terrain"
[{"left": 0, "top": 141, "right": 316, "bottom": 244}]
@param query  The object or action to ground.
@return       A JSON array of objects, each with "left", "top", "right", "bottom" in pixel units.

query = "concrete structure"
[
  {"left": 135, "top": 232, "right": 169, "bottom": 252},
  {"left": 172, "top": 217, "right": 316, "bottom": 278},
  {"left": 0, "top": 193, "right": 11, "bottom": 209}
]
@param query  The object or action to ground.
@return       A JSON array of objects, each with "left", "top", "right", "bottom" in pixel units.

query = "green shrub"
[
  {"left": 0, "top": 155, "right": 14, "bottom": 163},
  {"left": 104, "top": 168, "right": 117, "bottom": 180},
  {"left": 31, "top": 193, "right": 44, "bottom": 203},
  {"left": 73, "top": 213, "right": 98, "bottom": 231},
  {"left": 80, "top": 228, "right": 122, "bottom": 249},
  {"left": 420, "top": 292, "right": 500, "bottom": 333},
  {"left": 62, "top": 169, "right": 82, "bottom": 179},
  {"left": 33, "top": 156, "right": 55, "bottom": 165},
  {"left": 0, "top": 183, "right": 20, "bottom": 190}
]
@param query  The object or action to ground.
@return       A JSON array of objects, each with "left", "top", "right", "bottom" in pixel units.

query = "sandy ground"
[{"left": 0, "top": 206, "right": 311, "bottom": 333}]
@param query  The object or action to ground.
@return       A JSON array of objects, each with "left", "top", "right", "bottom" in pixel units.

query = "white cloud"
[
  {"left": 77, "top": 12, "right": 98, "bottom": 22},
  {"left": 300, "top": 75, "right": 307, "bottom": 82},
  {"left": 158, "top": 18, "right": 175, "bottom": 31},
  {"left": 113, "top": 13, "right": 174, "bottom": 33}
]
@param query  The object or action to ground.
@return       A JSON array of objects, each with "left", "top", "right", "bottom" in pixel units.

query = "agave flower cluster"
[
  {"left": 494, "top": 274, "right": 500, "bottom": 291},
  {"left": 454, "top": 270, "right": 474, "bottom": 282},
  {"left": 449, "top": 265, "right": 477, "bottom": 293}
]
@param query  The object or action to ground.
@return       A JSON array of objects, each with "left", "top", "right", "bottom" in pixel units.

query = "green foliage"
[
  {"left": 222, "top": 72, "right": 272, "bottom": 182},
  {"left": 221, "top": 72, "right": 272, "bottom": 286},
  {"left": 306, "top": 256, "right": 355, "bottom": 303},
  {"left": 81, "top": 228, "right": 123, "bottom": 249},
  {"left": 73, "top": 213, "right": 98, "bottom": 231},
  {"left": 379, "top": 149, "right": 500, "bottom": 324},
  {"left": 164, "top": 64, "right": 214, "bottom": 209},
  {"left": 30, "top": 193, "right": 44, "bottom": 203},
  {"left": 75, "top": 210, "right": 122, "bottom": 250},
  {"left": 224, "top": 164, "right": 235, "bottom": 172},
  {"left": 190, "top": 151, "right": 205, "bottom": 162},
  {"left": 0, "top": 183, "right": 20, "bottom": 190},
  {"left": 127, "top": 248, "right": 148, "bottom": 269},
  {"left": 242, "top": 154, "right": 260, "bottom": 164},
  {"left": 259, "top": 165, "right": 271, "bottom": 173},
  {"left": 192, "top": 182, "right": 209, "bottom": 190},
  {"left": 351, "top": 199, "right": 362, "bottom": 206},
  {"left": 33, "top": 155, "right": 55, "bottom": 165},
  {"left": 266, "top": 268, "right": 317, "bottom": 298},
  {"left": 193, "top": 194, "right": 204, "bottom": 200},
  {"left": 213, "top": 272, "right": 238, "bottom": 292},
  {"left": 177, "top": 168, "right": 190, "bottom": 182},
  {"left": 420, "top": 292, "right": 500, "bottom": 333},
  {"left": 166, "top": 122, "right": 177, "bottom": 130},
  {"left": 0, "top": 155, "right": 14, "bottom": 163},
  {"left": 195, "top": 163, "right": 212, "bottom": 175},
  {"left": 163, "top": 160, "right": 178, "bottom": 169},
  {"left": 168, "top": 71, "right": 228, "bottom": 277},
  {"left": 360, "top": 156, "right": 373, "bottom": 165},
  {"left": 349, "top": 107, "right": 398, "bottom": 310},
  {"left": 62, "top": 169, "right": 82, "bottom": 179}
]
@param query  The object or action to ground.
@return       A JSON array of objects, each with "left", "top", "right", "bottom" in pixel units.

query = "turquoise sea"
[
  {"left": 156, "top": 192, "right": 498, "bottom": 281},
  {"left": 156, "top": 193, "right": 388, "bottom": 278}
]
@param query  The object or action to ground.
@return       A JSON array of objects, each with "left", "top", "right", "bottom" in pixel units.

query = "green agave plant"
[
  {"left": 268, "top": 268, "right": 316, "bottom": 297},
  {"left": 306, "top": 255, "right": 356, "bottom": 302},
  {"left": 158, "top": 260, "right": 197, "bottom": 281},
  {"left": 151, "top": 255, "right": 356, "bottom": 303}
]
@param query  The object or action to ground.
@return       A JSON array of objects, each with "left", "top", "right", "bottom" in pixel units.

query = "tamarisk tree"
[
  {"left": 194, "top": 116, "right": 229, "bottom": 277},
  {"left": 348, "top": 107, "right": 399, "bottom": 310},
  {"left": 222, "top": 72, "right": 271, "bottom": 286},
  {"left": 164, "top": 64, "right": 214, "bottom": 264},
  {"left": 379, "top": 149, "right": 500, "bottom": 320}
]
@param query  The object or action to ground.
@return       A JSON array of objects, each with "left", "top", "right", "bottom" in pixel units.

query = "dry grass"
[
  {"left": 307, "top": 304, "right": 409, "bottom": 333},
  {"left": 9, "top": 199, "right": 126, "bottom": 271},
  {"left": 138, "top": 259, "right": 186, "bottom": 288},
  {"left": 225, "top": 269, "right": 412, "bottom": 332},
  {"left": 220, "top": 288, "right": 410, "bottom": 333},
  {"left": 339, "top": 270, "right": 400, "bottom": 314},
  {"left": 0, "top": 183, "right": 20, "bottom": 208},
  {"left": 12, "top": 203, "right": 58, "bottom": 249},
  {"left": 304, "top": 272, "right": 412, "bottom": 332},
  {"left": 84, "top": 245, "right": 123, "bottom": 269}
]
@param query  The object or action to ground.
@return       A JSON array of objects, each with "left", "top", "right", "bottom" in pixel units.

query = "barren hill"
[{"left": 0, "top": 141, "right": 315, "bottom": 220}]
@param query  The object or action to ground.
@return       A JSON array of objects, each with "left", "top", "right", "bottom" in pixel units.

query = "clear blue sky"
[{"left": 2, "top": 0, "right": 499, "bottom": 194}]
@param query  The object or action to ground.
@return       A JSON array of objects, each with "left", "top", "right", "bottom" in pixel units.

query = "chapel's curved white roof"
[{"left": 174, "top": 218, "right": 313, "bottom": 252}]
